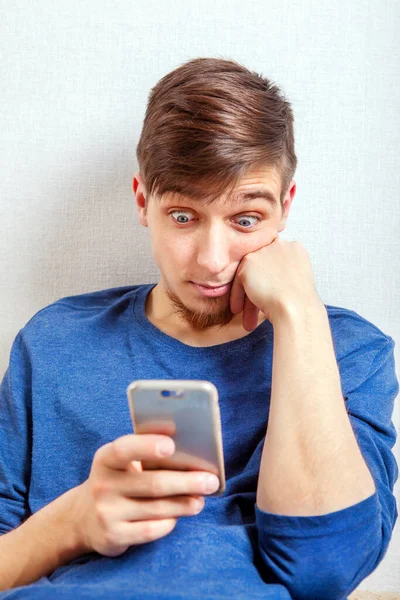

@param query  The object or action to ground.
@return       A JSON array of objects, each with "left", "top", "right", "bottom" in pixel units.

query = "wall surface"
[{"left": 1, "top": 0, "right": 399, "bottom": 593}]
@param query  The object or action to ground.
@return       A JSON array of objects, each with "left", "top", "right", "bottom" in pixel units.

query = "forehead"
[{"left": 160, "top": 167, "right": 281, "bottom": 208}]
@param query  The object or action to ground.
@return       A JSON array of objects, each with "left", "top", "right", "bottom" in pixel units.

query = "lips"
[
  {"left": 191, "top": 281, "right": 232, "bottom": 297},
  {"left": 193, "top": 282, "right": 231, "bottom": 288}
]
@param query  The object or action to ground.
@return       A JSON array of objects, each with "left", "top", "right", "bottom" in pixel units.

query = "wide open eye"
[
  {"left": 169, "top": 210, "right": 261, "bottom": 229},
  {"left": 170, "top": 210, "right": 194, "bottom": 224},
  {"left": 235, "top": 215, "right": 260, "bottom": 228}
]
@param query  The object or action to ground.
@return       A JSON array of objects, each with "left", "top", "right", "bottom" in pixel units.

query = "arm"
[
  {"left": 256, "top": 298, "right": 376, "bottom": 516},
  {"left": 229, "top": 237, "right": 396, "bottom": 598},
  {"left": 0, "top": 483, "right": 88, "bottom": 591},
  {"left": 0, "top": 330, "right": 89, "bottom": 590},
  {"left": 254, "top": 302, "right": 398, "bottom": 600}
]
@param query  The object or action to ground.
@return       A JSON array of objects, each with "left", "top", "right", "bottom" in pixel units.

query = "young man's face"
[{"left": 134, "top": 166, "right": 295, "bottom": 332}]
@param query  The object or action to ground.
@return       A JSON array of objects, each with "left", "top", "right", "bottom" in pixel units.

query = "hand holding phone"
[{"left": 75, "top": 433, "right": 221, "bottom": 558}]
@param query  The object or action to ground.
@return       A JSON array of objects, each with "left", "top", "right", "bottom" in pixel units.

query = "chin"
[{"left": 166, "top": 281, "right": 235, "bottom": 330}]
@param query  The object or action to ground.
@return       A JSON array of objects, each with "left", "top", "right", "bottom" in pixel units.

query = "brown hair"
[{"left": 136, "top": 57, "right": 297, "bottom": 210}]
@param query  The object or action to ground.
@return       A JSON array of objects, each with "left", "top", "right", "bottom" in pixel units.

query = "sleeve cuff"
[{"left": 254, "top": 490, "right": 380, "bottom": 538}]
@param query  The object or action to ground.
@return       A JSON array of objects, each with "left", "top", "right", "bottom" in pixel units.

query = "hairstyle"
[{"left": 136, "top": 57, "right": 297, "bottom": 210}]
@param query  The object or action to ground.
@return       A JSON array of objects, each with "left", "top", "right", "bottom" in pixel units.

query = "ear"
[
  {"left": 133, "top": 172, "right": 149, "bottom": 227},
  {"left": 277, "top": 180, "right": 296, "bottom": 233}
]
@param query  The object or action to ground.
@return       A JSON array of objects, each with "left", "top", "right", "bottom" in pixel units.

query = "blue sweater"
[{"left": 0, "top": 284, "right": 398, "bottom": 600}]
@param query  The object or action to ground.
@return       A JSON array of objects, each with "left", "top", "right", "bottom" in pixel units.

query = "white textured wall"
[{"left": 1, "top": 0, "right": 399, "bottom": 593}]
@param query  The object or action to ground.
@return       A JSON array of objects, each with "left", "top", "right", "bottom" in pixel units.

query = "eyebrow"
[
  {"left": 229, "top": 189, "right": 278, "bottom": 206},
  {"left": 165, "top": 188, "right": 278, "bottom": 207}
]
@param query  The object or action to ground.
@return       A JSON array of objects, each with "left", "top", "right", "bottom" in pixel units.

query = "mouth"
[{"left": 190, "top": 281, "right": 232, "bottom": 297}]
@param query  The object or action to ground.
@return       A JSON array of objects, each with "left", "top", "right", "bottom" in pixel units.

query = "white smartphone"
[{"left": 126, "top": 379, "right": 226, "bottom": 496}]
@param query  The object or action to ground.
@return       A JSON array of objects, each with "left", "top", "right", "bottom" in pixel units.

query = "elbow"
[
  {"left": 257, "top": 538, "right": 381, "bottom": 600},
  {"left": 256, "top": 515, "right": 390, "bottom": 600}
]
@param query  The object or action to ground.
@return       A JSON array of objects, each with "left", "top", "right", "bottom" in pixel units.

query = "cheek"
[{"left": 152, "top": 234, "right": 191, "bottom": 267}]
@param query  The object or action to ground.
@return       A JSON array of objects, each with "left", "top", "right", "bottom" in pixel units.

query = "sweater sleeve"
[
  {"left": 0, "top": 331, "right": 32, "bottom": 534},
  {"left": 254, "top": 336, "right": 399, "bottom": 600}
]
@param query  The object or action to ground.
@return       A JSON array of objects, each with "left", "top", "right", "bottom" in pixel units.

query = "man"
[{"left": 0, "top": 57, "right": 398, "bottom": 599}]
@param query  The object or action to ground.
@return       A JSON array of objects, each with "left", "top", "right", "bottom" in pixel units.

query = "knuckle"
[
  {"left": 141, "top": 520, "right": 157, "bottom": 542},
  {"left": 147, "top": 476, "right": 162, "bottom": 498},
  {"left": 153, "top": 500, "right": 168, "bottom": 518},
  {"left": 294, "top": 241, "right": 306, "bottom": 253},
  {"left": 91, "top": 479, "right": 111, "bottom": 499},
  {"left": 103, "top": 527, "right": 119, "bottom": 548},
  {"left": 95, "top": 503, "right": 113, "bottom": 529},
  {"left": 112, "top": 439, "right": 128, "bottom": 461},
  {"left": 93, "top": 445, "right": 105, "bottom": 465}
]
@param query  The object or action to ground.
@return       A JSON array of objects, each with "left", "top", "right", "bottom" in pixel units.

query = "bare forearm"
[
  {"left": 0, "top": 484, "right": 88, "bottom": 591},
  {"left": 257, "top": 299, "right": 376, "bottom": 516}
]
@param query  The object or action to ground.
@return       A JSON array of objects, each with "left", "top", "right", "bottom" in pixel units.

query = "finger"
[
  {"left": 106, "top": 467, "right": 216, "bottom": 498},
  {"left": 117, "top": 494, "right": 204, "bottom": 522},
  {"left": 98, "top": 434, "right": 175, "bottom": 471},
  {"left": 242, "top": 295, "right": 260, "bottom": 332},
  {"left": 113, "top": 517, "right": 178, "bottom": 546},
  {"left": 230, "top": 277, "right": 245, "bottom": 315}
]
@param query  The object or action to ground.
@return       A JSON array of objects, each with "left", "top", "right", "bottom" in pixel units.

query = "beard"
[{"left": 164, "top": 282, "right": 236, "bottom": 332}]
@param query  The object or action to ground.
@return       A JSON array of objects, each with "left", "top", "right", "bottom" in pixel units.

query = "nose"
[{"left": 196, "top": 223, "right": 231, "bottom": 274}]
